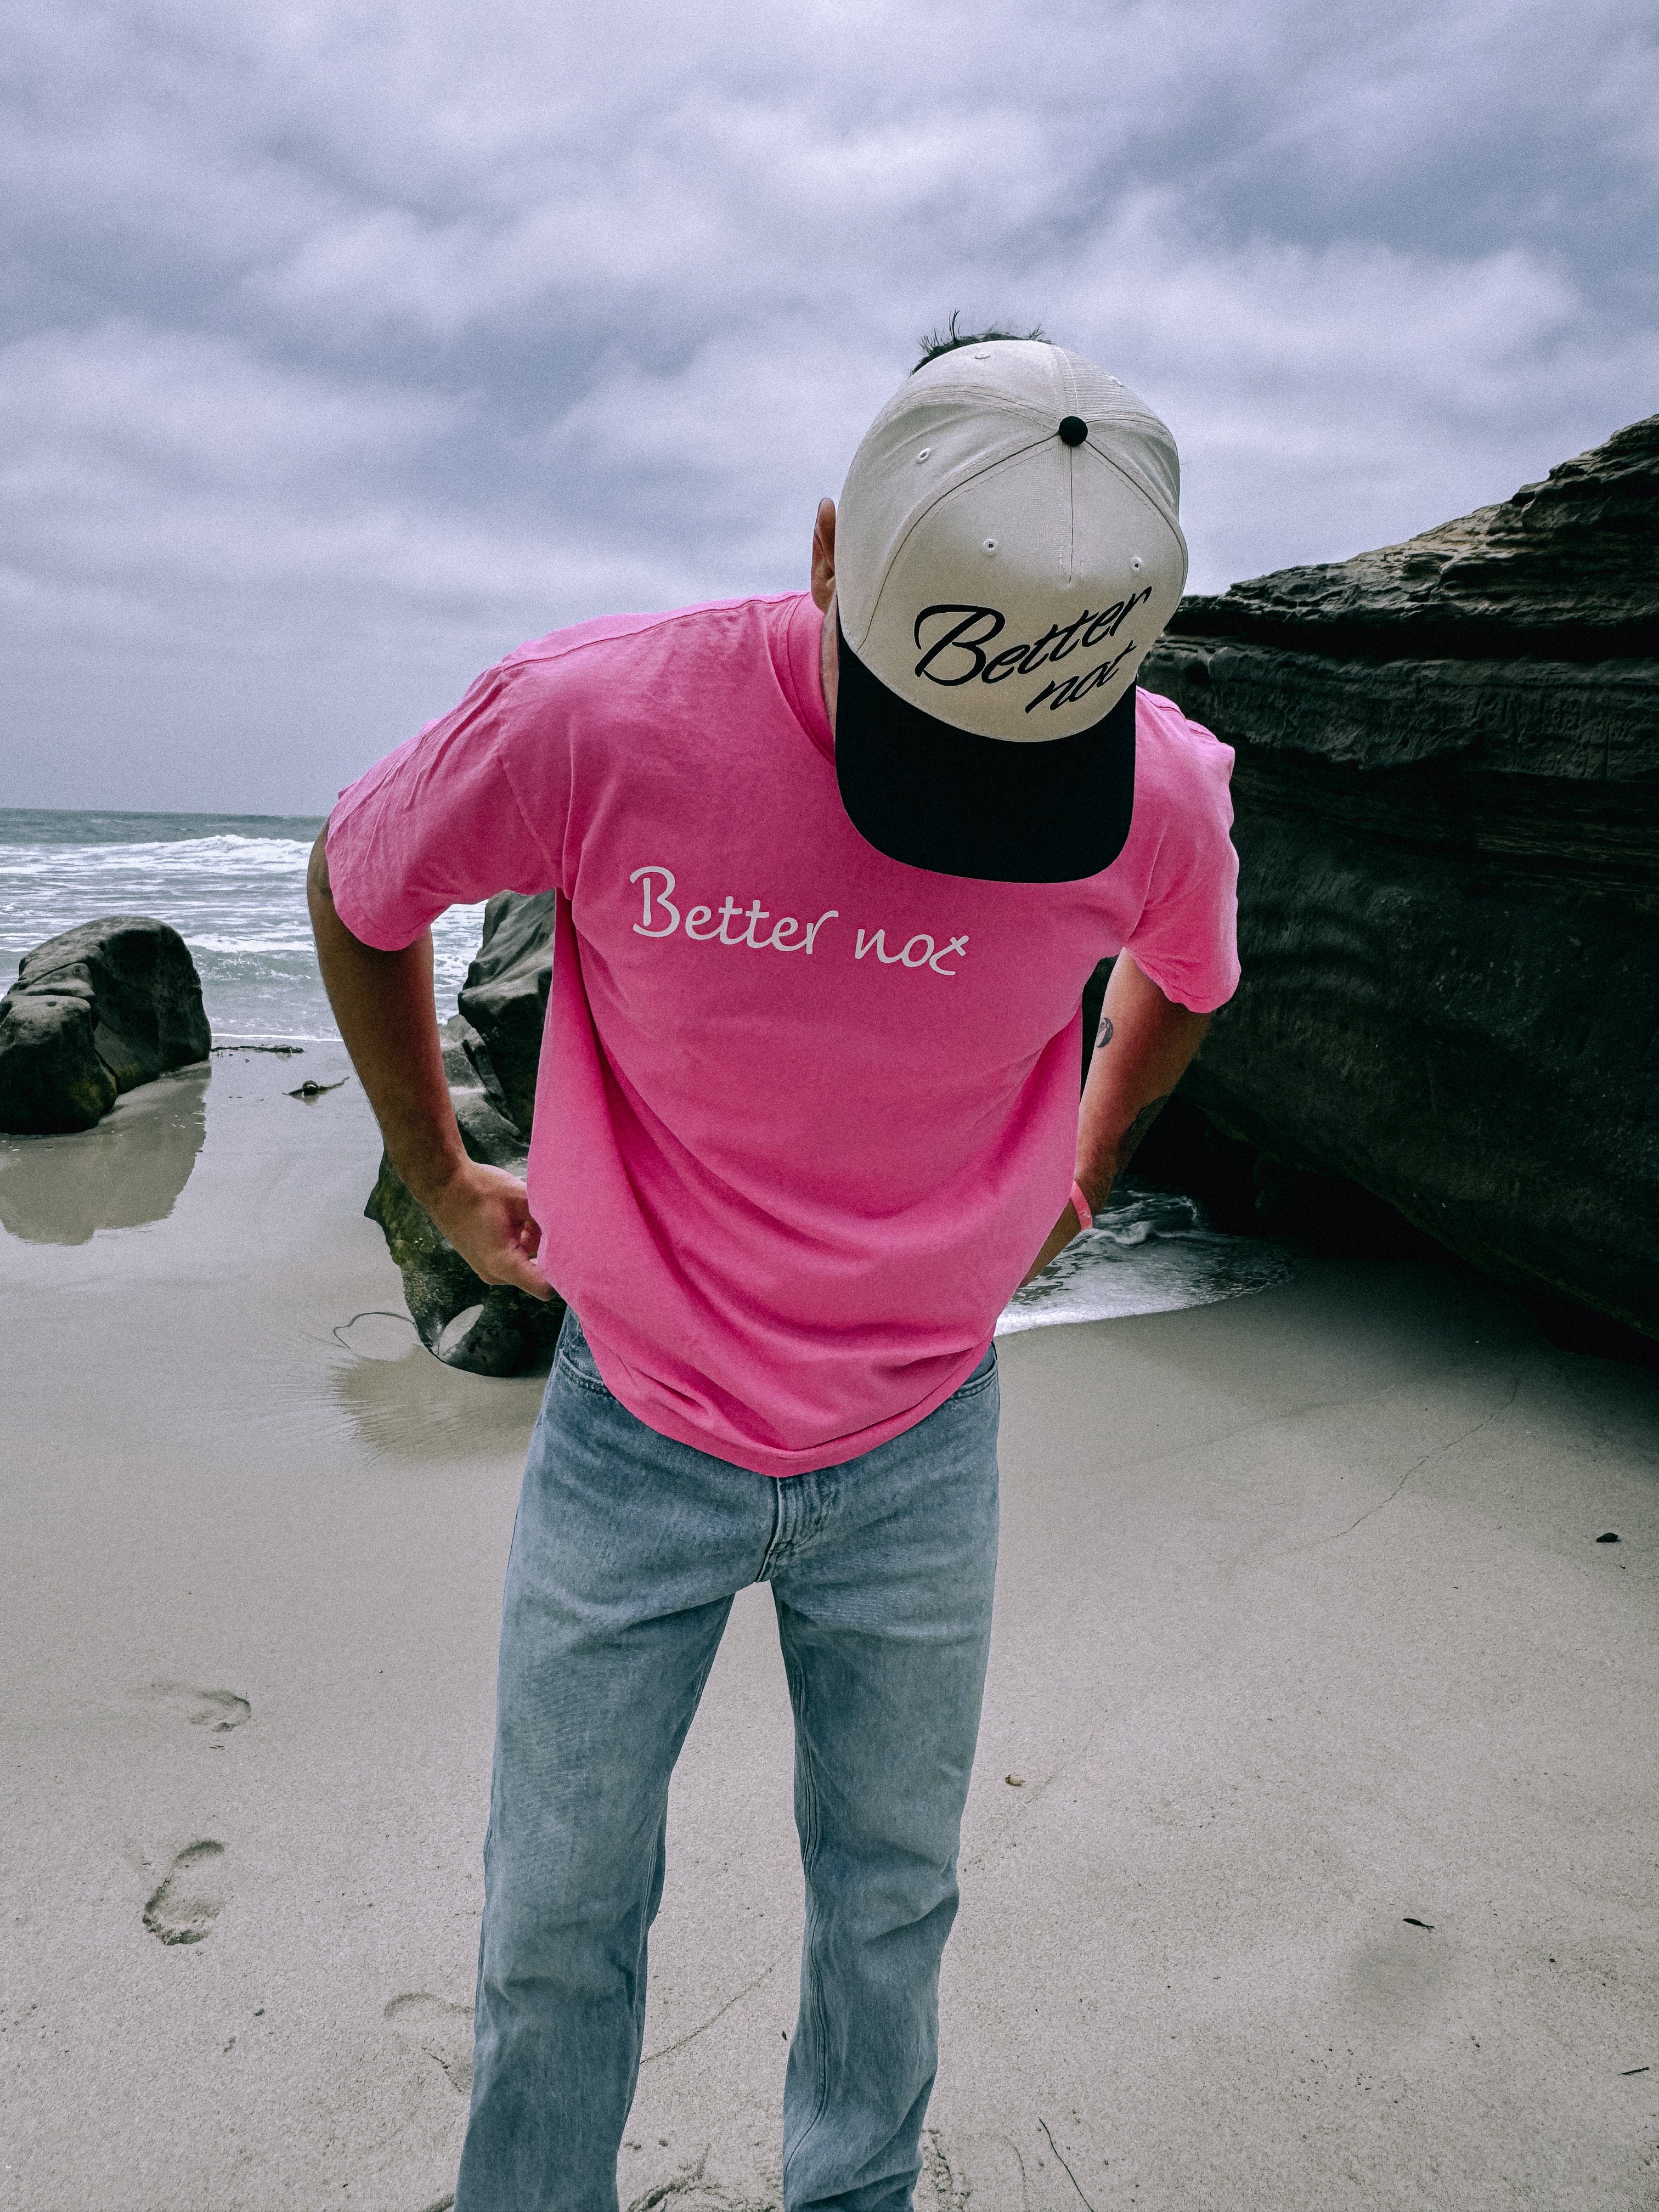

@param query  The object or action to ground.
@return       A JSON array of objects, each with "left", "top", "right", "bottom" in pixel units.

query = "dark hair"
[{"left": 913, "top": 312, "right": 1048, "bottom": 373}]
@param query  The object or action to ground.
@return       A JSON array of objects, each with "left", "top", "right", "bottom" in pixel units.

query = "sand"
[{"left": 2, "top": 1051, "right": 1655, "bottom": 2211}]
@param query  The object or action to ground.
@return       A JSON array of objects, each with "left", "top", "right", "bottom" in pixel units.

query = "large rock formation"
[
  {"left": 0, "top": 917, "right": 212, "bottom": 1135},
  {"left": 364, "top": 896, "right": 563, "bottom": 1375},
  {"left": 1138, "top": 413, "right": 1659, "bottom": 1345}
]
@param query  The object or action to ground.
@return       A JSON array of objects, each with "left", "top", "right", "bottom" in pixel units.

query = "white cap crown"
[{"left": 837, "top": 340, "right": 1187, "bottom": 742}]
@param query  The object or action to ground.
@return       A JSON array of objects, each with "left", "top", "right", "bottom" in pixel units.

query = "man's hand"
[
  {"left": 1019, "top": 951, "right": 1212, "bottom": 1287},
  {"left": 424, "top": 1159, "right": 555, "bottom": 1301}
]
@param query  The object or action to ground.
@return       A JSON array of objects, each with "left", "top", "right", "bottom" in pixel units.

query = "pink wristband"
[{"left": 1069, "top": 1180, "right": 1093, "bottom": 1233}]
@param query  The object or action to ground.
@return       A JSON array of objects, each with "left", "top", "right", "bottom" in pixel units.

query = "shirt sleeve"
[
  {"left": 324, "top": 659, "right": 565, "bottom": 951},
  {"left": 1121, "top": 694, "right": 1242, "bottom": 1014}
]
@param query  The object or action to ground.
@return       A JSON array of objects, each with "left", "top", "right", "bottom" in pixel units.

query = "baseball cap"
[{"left": 833, "top": 337, "right": 1187, "bottom": 882}]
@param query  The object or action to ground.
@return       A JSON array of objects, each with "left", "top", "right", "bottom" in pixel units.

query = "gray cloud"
[{"left": 2, "top": 0, "right": 1654, "bottom": 809}]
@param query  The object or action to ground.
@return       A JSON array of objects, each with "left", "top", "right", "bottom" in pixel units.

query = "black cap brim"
[{"left": 833, "top": 617, "right": 1137, "bottom": 883}]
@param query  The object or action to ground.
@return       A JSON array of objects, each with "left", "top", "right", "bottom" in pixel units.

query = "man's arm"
[
  {"left": 1019, "top": 951, "right": 1211, "bottom": 1285},
  {"left": 307, "top": 832, "right": 553, "bottom": 1300}
]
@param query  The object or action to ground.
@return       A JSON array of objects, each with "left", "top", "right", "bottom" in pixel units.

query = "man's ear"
[{"left": 810, "top": 496, "right": 837, "bottom": 613}]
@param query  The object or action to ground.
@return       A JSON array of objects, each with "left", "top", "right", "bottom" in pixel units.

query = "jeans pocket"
[
  {"left": 951, "top": 1341, "right": 998, "bottom": 1399},
  {"left": 554, "top": 1310, "right": 613, "bottom": 1398}
]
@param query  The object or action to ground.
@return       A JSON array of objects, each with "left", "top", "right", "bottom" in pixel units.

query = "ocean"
[
  {"left": 0, "top": 809, "right": 1292, "bottom": 1323},
  {"left": 0, "top": 809, "right": 484, "bottom": 1042}
]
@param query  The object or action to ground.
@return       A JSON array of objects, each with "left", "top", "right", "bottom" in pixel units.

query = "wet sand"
[{"left": 2, "top": 1052, "right": 1655, "bottom": 2210}]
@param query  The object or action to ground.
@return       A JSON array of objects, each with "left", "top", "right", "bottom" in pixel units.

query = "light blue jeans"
[{"left": 454, "top": 1311, "right": 1001, "bottom": 2212}]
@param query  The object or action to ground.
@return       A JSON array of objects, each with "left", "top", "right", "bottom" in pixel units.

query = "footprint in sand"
[
  {"left": 386, "top": 1992, "right": 476, "bottom": 2096},
  {"left": 922, "top": 2128, "right": 1030, "bottom": 2212},
  {"left": 144, "top": 1840, "right": 227, "bottom": 1945},
  {"left": 620, "top": 2154, "right": 776, "bottom": 2212},
  {"left": 142, "top": 1682, "right": 251, "bottom": 1735}
]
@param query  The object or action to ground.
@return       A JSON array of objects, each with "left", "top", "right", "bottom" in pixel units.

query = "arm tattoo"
[{"left": 1095, "top": 1014, "right": 1114, "bottom": 1049}]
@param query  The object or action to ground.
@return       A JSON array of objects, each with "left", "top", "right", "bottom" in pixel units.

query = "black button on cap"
[{"left": 1058, "top": 415, "right": 1088, "bottom": 445}]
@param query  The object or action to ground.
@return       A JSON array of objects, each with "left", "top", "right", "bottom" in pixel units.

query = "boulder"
[
  {"left": 0, "top": 917, "right": 212, "bottom": 1135},
  {"left": 364, "top": 893, "right": 563, "bottom": 1375},
  {"left": 1138, "top": 413, "right": 1659, "bottom": 1345},
  {"left": 364, "top": 1011, "right": 566, "bottom": 1376},
  {"left": 458, "top": 890, "right": 557, "bottom": 1135}
]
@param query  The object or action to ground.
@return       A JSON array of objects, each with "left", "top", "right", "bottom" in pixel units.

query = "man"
[{"left": 309, "top": 331, "right": 1238, "bottom": 2211}]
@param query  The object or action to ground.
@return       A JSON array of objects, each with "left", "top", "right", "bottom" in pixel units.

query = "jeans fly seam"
[{"left": 757, "top": 1471, "right": 791, "bottom": 1581}]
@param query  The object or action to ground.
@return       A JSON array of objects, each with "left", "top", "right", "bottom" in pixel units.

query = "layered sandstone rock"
[{"left": 1138, "top": 413, "right": 1659, "bottom": 1343}]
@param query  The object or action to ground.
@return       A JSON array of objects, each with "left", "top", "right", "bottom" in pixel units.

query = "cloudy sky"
[{"left": 4, "top": 0, "right": 1655, "bottom": 813}]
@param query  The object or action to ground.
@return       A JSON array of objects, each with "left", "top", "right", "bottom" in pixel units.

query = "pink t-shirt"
[{"left": 327, "top": 591, "right": 1239, "bottom": 1476}]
